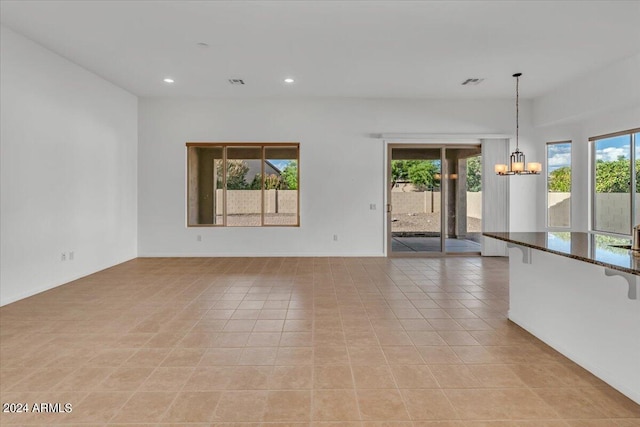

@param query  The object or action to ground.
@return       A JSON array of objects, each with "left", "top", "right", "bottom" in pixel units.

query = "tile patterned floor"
[{"left": 1, "top": 256, "right": 639, "bottom": 426}]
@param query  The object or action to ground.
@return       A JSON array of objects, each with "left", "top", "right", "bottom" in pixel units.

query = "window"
[
  {"left": 591, "top": 129, "right": 640, "bottom": 235},
  {"left": 546, "top": 141, "right": 571, "bottom": 228},
  {"left": 187, "top": 143, "right": 299, "bottom": 227}
]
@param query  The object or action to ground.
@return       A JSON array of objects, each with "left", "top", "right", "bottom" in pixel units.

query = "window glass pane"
[
  {"left": 187, "top": 146, "right": 223, "bottom": 225},
  {"left": 263, "top": 147, "right": 298, "bottom": 225},
  {"left": 444, "top": 149, "right": 482, "bottom": 253},
  {"left": 390, "top": 148, "right": 442, "bottom": 253},
  {"left": 594, "top": 135, "right": 631, "bottom": 234},
  {"left": 465, "top": 154, "right": 482, "bottom": 238},
  {"left": 187, "top": 143, "right": 299, "bottom": 227},
  {"left": 547, "top": 142, "right": 571, "bottom": 228},
  {"left": 226, "top": 146, "right": 262, "bottom": 226}
]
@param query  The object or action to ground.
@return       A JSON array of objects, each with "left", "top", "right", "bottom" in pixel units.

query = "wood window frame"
[{"left": 186, "top": 142, "right": 300, "bottom": 227}]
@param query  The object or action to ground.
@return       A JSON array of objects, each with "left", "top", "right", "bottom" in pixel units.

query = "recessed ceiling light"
[
  {"left": 163, "top": 78, "right": 175, "bottom": 83},
  {"left": 284, "top": 78, "right": 295, "bottom": 84}
]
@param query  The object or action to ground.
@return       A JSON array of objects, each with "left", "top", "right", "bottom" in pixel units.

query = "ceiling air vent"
[
  {"left": 228, "top": 79, "right": 245, "bottom": 85},
  {"left": 461, "top": 78, "right": 485, "bottom": 86}
]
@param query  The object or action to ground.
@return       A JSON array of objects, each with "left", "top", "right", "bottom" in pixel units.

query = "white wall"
[
  {"left": 0, "top": 26, "right": 138, "bottom": 306},
  {"left": 533, "top": 54, "right": 640, "bottom": 128},
  {"left": 138, "top": 97, "right": 537, "bottom": 256},
  {"left": 533, "top": 54, "right": 640, "bottom": 232}
]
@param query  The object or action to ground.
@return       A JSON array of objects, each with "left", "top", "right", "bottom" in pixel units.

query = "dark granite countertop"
[{"left": 483, "top": 231, "right": 640, "bottom": 276}]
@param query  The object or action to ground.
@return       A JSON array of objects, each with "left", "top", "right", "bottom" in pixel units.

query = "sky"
[
  {"left": 268, "top": 160, "right": 291, "bottom": 171},
  {"left": 547, "top": 142, "right": 572, "bottom": 173},
  {"left": 547, "top": 133, "right": 638, "bottom": 173},
  {"left": 594, "top": 134, "right": 633, "bottom": 162}
]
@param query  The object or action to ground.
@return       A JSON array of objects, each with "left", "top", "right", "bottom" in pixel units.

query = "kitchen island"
[{"left": 484, "top": 231, "right": 640, "bottom": 404}]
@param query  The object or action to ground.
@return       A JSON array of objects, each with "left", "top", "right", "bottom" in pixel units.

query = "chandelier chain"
[{"left": 515, "top": 74, "right": 519, "bottom": 150}]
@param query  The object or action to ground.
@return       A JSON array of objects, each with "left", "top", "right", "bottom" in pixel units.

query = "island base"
[{"left": 508, "top": 245, "right": 640, "bottom": 404}]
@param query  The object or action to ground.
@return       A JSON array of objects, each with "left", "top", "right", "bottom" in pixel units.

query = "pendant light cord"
[{"left": 515, "top": 74, "right": 519, "bottom": 150}]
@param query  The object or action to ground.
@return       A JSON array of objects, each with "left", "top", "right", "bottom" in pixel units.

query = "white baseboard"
[
  {"left": 0, "top": 256, "right": 137, "bottom": 307},
  {"left": 136, "top": 252, "right": 385, "bottom": 258}
]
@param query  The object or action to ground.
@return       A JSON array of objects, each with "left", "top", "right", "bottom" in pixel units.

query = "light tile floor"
[{"left": 1, "top": 257, "right": 639, "bottom": 426}]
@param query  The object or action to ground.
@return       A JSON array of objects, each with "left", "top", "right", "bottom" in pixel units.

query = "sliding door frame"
[{"left": 386, "top": 142, "right": 482, "bottom": 257}]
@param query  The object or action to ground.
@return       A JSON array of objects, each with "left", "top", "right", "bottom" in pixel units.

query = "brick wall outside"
[
  {"left": 211, "top": 190, "right": 637, "bottom": 232},
  {"left": 216, "top": 190, "right": 298, "bottom": 215},
  {"left": 594, "top": 193, "right": 640, "bottom": 234},
  {"left": 391, "top": 191, "right": 484, "bottom": 219}
]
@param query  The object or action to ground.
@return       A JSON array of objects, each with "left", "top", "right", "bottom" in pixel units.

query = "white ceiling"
[{"left": 1, "top": 1, "right": 639, "bottom": 99}]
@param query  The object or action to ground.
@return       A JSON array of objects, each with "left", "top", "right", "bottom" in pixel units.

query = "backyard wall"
[
  {"left": 391, "top": 191, "right": 442, "bottom": 215},
  {"left": 467, "top": 192, "right": 483, "bottom": 219},
  {"left": 546, "top": 192, "right": 640, "bottom": 233},
  {"left": 391, "top": 191, "right": 482, "bottom": 219},
  {"left": 215, "top": 190, "right": 298, "bottom": 214},
  {"left": 548, "top": 193, "right": 571, "bottom": 228},
  {"left": 594, "top": 193, "right": 640, "bottom": 234}
]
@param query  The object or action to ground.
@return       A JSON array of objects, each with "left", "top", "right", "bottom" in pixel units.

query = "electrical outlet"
[
  {"left": 69, "top": 251, "right": 74, "bottom": 261},
  {"left": 333, "top": 234, "right": 338, "bottom": 241},
  {"left": 61, "top": 252, "right": 66, "bottom": 261},
  {"left": 370, "top": 204, "right": 376, "bottom": 210},
  {"left": 197, "top": 235, "right": 202, "bottom": 242}
]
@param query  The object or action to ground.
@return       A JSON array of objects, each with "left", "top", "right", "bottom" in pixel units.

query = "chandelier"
[{"left": 495, "top": 73, "right": 541, "bottom": 175}]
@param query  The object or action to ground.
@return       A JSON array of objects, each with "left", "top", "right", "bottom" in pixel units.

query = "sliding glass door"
[
  {"left": 388, "top": 144, "right": 482, "bottom": 255},
  {"left": 444, "top": 148, "right": 482, "bottom": 252}
]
